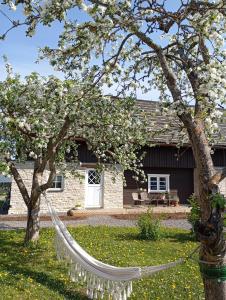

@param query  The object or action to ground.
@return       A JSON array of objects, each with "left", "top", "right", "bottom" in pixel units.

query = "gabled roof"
[{"left": 137, "top": 100, "right": 226, "bottom": 147}]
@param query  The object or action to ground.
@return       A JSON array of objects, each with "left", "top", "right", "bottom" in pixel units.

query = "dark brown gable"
[{"left": 142, "top": 146, "right": 195, "bottom": 168}]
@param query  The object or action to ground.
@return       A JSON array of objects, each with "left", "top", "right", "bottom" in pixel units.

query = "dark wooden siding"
[
  {"left": 142, "top": 146, "right": 226, "bottom": 168},
  {"left": 141, "top": 146, "right": 195, "bottom": 168},
  {"left": 77, "top": 143, "right": 98, "bottom": 163},
  {"left": 212, "top": 148, "right": 226, "bottom": 167},
  {"left": 124, "top": 168, "right": 194, "bottom": 204},
  {"left": 76, "top": 143, "right": 226, "bottom": 168}
]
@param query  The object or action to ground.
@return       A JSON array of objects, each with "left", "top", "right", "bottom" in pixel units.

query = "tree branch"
[
  {"left": 6, "top": 159, "right": 30, "bottom": 206},
  {"left": 104, "top": 33, "right": 134, "bottom": 67},
  {"left": 208, "top": 168, "right": 226, "bottom": 190},
  {"left": 199, "top": 36, "right": 210, "bottom": 65},
  {"left": 39, "top": 158, "right": 56, "bottom": 192}
]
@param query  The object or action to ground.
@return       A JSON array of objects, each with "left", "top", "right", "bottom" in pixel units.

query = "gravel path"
[
  {"left": 161, "top": 219, "right": 191, "bottom": 230},
  {"left": 0, "top": 216, "right": 191, "bottom": 230}
]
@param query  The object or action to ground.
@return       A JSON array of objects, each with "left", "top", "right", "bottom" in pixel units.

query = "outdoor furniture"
[
  {"left": 140, "top": 191, "right": 162, "bottom": 205},
  {"left": 140, "top": 192, "right": 149, "bottom": 204},
  {"left": 132, "top": 192, "right": 145, "bottom": 205},
  {"left": 148, "top": 193, "right": 166, "bottom": 206},
  {"left": 165, "top": 190, "right": 179, "bottom": 206},
  {"left": 132, "top": 190, "right": 179, "bottom": 206}
]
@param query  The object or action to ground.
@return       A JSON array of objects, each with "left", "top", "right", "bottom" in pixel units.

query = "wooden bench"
[
  {"left": 132, "top": 190, "right": 179, "bottom": 206},
  {"left": 148, "top": 193, "right": 166, "bottom": 206},
  {"left": 165, "top": 190, "right": 179, "bottom": 206},
  {"left": 135, "top": 192, "right": 166, "bottom": 206}
]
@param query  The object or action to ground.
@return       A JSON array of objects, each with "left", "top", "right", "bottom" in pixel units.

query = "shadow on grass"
[
  {"left": 0, "top": 233, "right": 88, "bottom": 300},
  {"left": 116, "top": 231, "right": 195, "bottom": 243},
  {"left": 116, "top": 232, "right": 140, "bottom": 241},
  {"left": 162, "top": 231, "right": 195, "bottom": 243},
  {"left": 7, "top": 266, "right": 88, "bottom": 300}
]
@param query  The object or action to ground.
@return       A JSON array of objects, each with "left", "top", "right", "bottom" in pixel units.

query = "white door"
[{"left": 85, "top": 169, "right": 103, "bottom": 208}]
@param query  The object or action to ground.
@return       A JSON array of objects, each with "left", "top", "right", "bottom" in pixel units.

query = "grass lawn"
[{"left": 0, "top": 226, "right": 204, "bottom": 300}]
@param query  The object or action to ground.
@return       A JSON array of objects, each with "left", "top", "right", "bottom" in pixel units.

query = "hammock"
[{"left": 44, "top": 195, "right": 185, "bottom": 299}]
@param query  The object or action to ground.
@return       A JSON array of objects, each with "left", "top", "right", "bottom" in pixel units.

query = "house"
[
  {"left": 9, "top": 162, "right": 124, "bottom": 214},
  {"left": 8, "top": 100, "right": 226, "bottom": 214},
  {"left": 124, "top": 100, "right": 226, "bottom": 205}
]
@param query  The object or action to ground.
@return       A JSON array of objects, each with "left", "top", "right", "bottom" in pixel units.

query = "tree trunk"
[
  {"left": 195, "top": 161, "right": 226, "bottom": 300},
  {"left": 204, "top": 279, "right": 226, "bottom": 300},
  {"left": 199, "top": 211, "right": 226, "bottom": 300},
  {"left": 183, "top": 121, "right": 226, "bottom": 299},
  {"left": 24, "top": 198, "right": 40, "bottom": 244}
]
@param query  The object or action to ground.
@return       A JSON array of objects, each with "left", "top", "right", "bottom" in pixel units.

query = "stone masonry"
[
  {"left": 9, "top": 163, "right": 124, "bottom": 214},
  {"left": 103, "top": 172, "right": 123, "bottom": 209}
]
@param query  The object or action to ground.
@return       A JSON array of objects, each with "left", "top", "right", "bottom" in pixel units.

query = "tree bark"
[
  {"left": 198, "top": 208, "right": 226, "bottom": 300},
  {"left": 204, "top": 280, "right": 226, "bottom": 300},
  {"left": 24, "top": 159, "right": 57, "bottom": 244},
  {"left": 24, "top": 197, "right": 40, "bottom": 244},
  {"left": 187, "top": 122, "right": 226, "bottom": 300}
]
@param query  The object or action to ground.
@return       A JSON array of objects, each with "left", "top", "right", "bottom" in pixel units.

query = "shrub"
[
  {"left": 137, "top": 209, "right": 161, "bottom": 240},
  {"left": 210, "top": 193, "right": 226, "bottom": 210},
  {"left": 187, "top": 194, "right": 200, "bottom": 237}
]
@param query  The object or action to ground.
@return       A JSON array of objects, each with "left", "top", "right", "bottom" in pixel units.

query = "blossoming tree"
[
  {"left": 2, "top": 0, "right": 226, "bottom": 298},
  {"left": 0, "top": 65, "right": 147, "bottom": 244}
]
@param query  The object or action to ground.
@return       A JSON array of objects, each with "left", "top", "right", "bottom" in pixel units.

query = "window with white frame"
[
  {"left": 49, "top": 175, "right": 64, "bottom": 191},
  {"left": 148, "top": 174, "right": 170, "bottom": 192}
]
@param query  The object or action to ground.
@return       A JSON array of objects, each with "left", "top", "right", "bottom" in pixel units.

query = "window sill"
[
  {"left": 47, "top": 188, "right": 64, "bottom": 193},
  {"left": 148, "top": 190, "right": 168, "bottom": 193}
]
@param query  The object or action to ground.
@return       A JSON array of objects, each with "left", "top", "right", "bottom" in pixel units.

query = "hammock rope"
[{"left": 43, "top": 194, "right": 198, "bottom": 299}]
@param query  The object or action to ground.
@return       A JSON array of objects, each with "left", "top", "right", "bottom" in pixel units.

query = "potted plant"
[
  {"left": 169, "top": 194, "right": 179, "bottom": 206},
  {"left": 173, "top": 198, "right": 179, "bottom": 207},
  {"left": 74, "top": 204, "right": 82, "bottom": 210},
  {"left": 67, "top": 203, "right": 82, "bottom": 216}
]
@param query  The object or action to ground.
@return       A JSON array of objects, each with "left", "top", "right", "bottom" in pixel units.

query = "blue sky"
[
  {"left": 0, "top": 6, "right": 64, "bottom": 78},
  {"left": 0, "top": 4, "right": 161, "bottom": 100}
]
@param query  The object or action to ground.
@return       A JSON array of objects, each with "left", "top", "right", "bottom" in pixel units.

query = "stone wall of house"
[
  {"left": 194, "top": 167, "right": 226, "bottom": 198},
  {"left": 103, "top": 171, "right": 123, "bottom": 209},
  {"left": 9, "top": 163, "right": 124, "bottom": 214},
  {"left": 39, "top": 170, "right": 86, "bottom": 214},
  {"left": 9, "top": 163, "right": 86, "bottom": 214}
]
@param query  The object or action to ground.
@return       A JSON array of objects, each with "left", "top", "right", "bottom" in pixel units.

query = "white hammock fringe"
[{"left": 44, "top": 195, "right": 184, "bottom": 299}]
